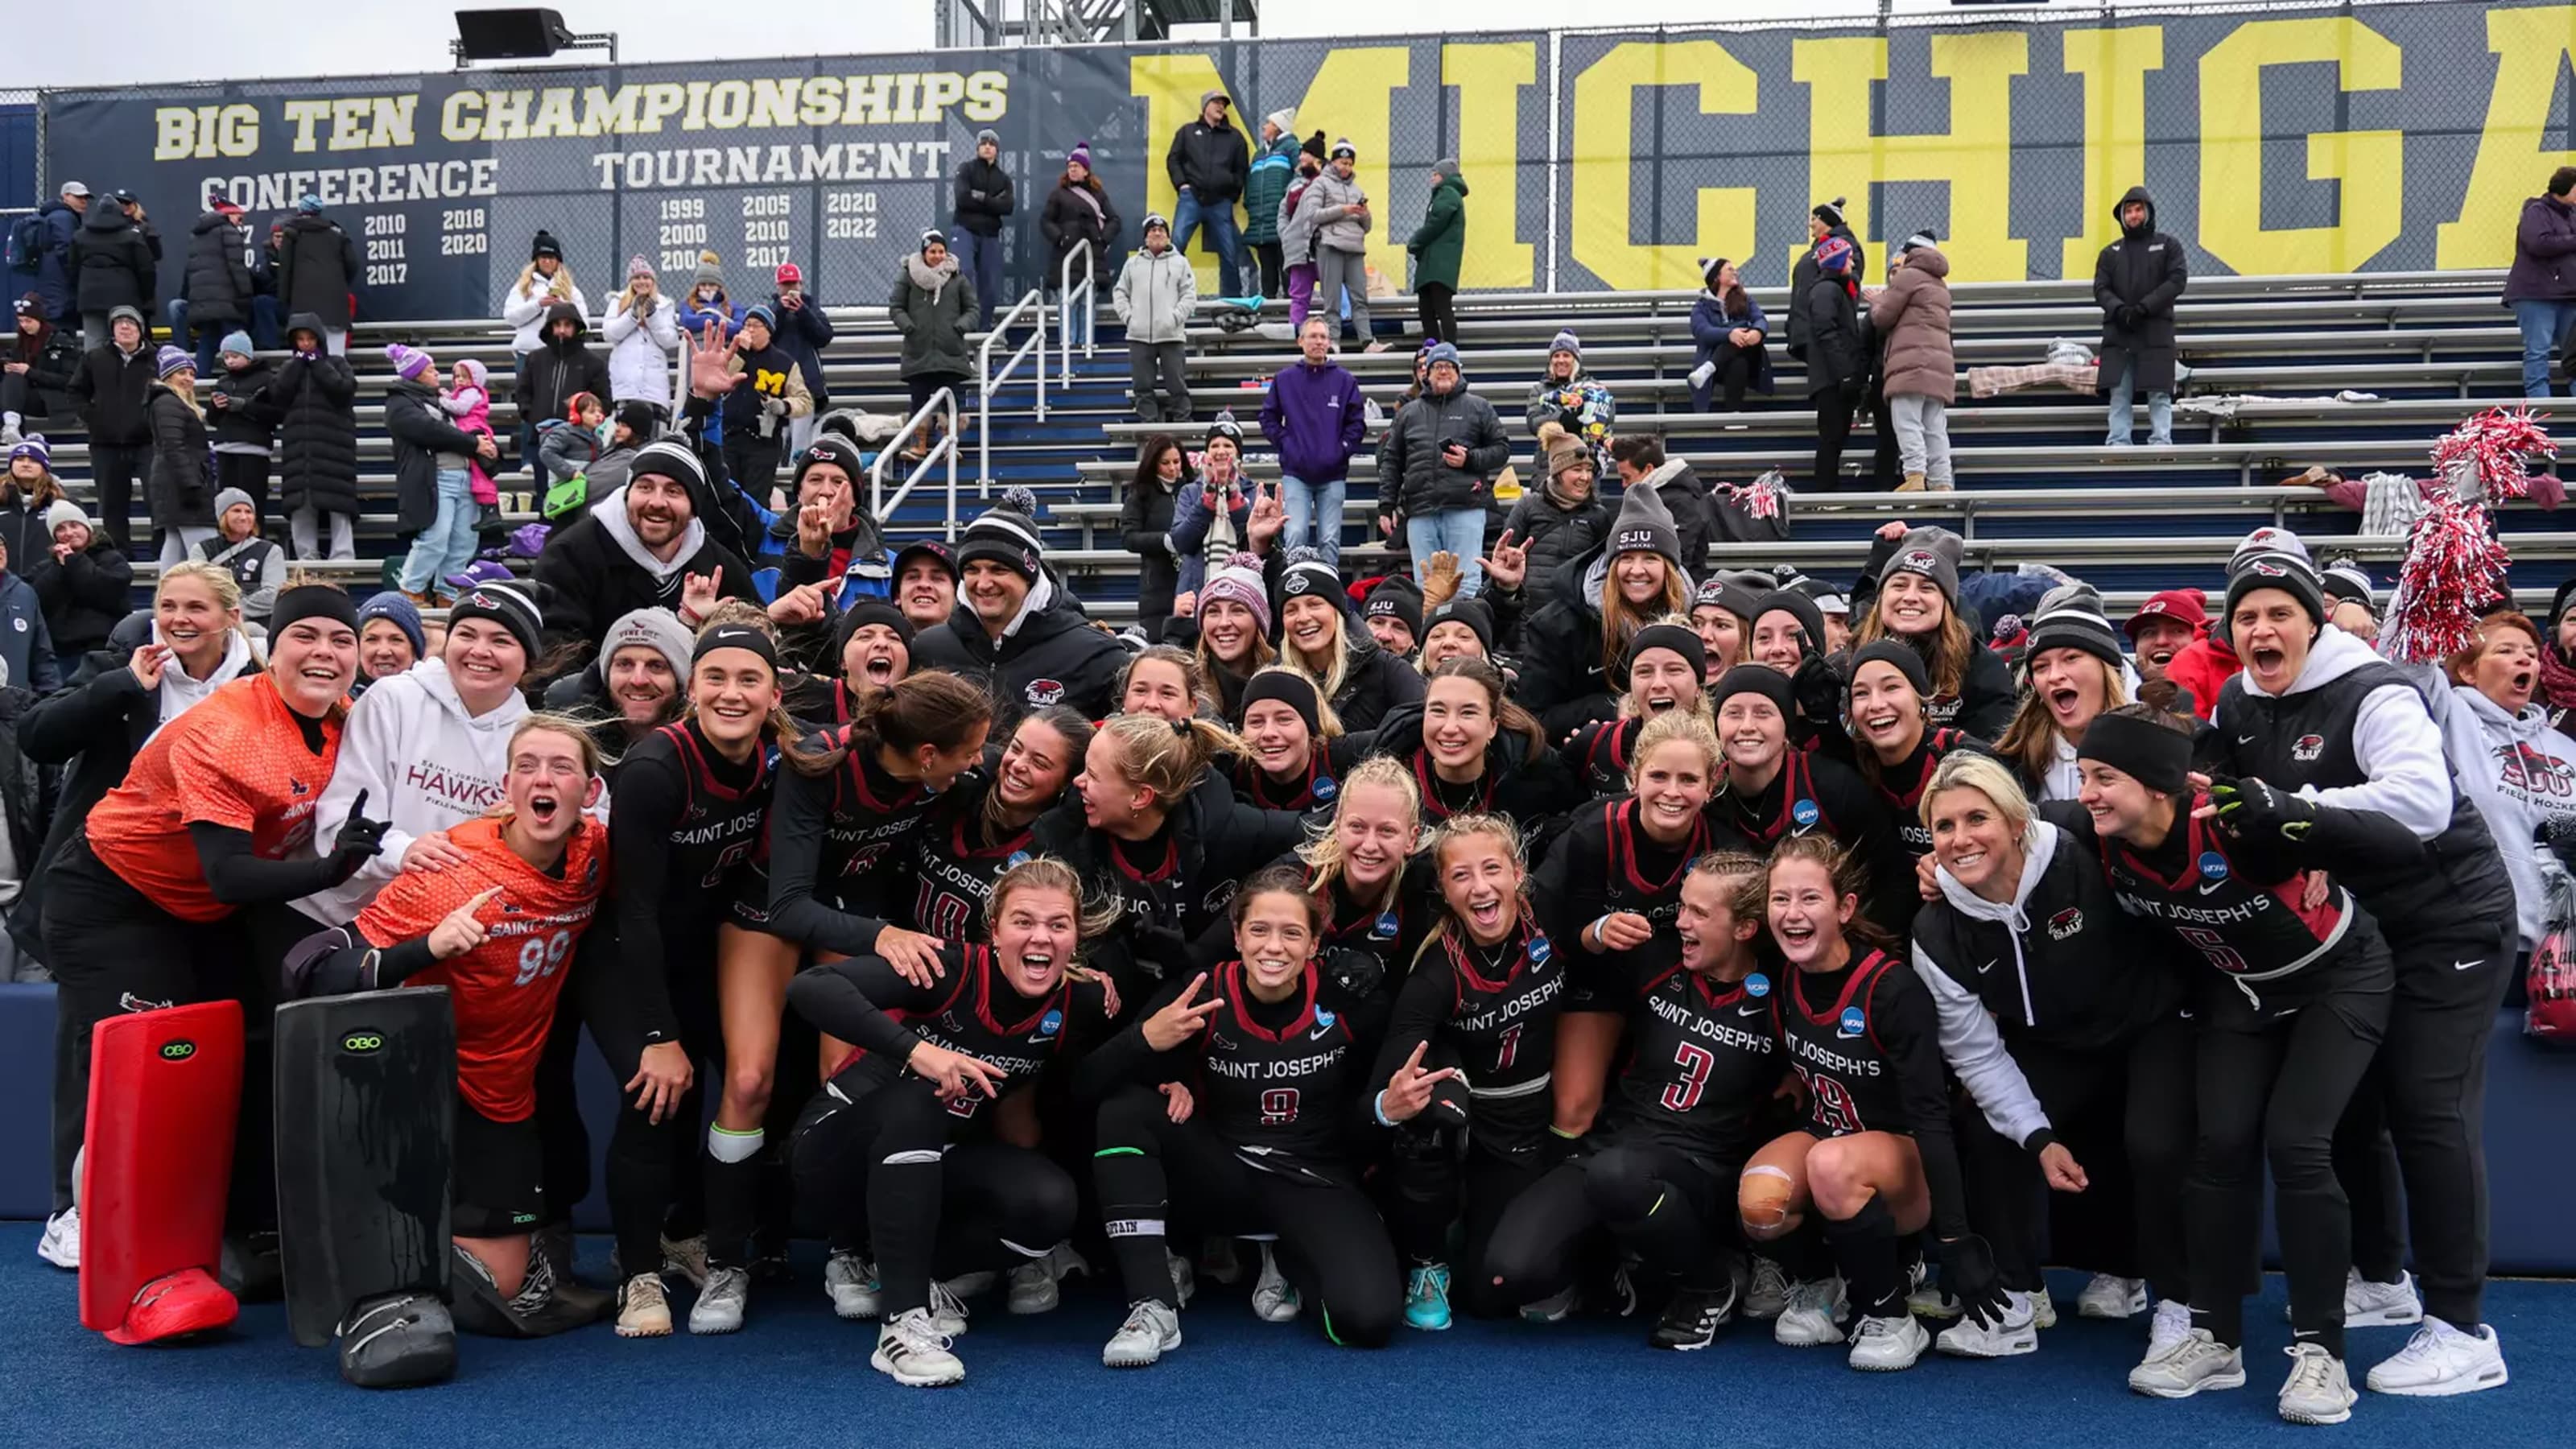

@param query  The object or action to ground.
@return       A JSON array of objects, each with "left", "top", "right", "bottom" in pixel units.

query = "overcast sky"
[{"left": 5, "top": 0, "right": 2287, "bottom": 89}]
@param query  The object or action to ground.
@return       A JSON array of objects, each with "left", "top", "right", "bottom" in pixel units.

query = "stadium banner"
[{"left": 35, "top": 0, "right": 2576, "bottom": 320}]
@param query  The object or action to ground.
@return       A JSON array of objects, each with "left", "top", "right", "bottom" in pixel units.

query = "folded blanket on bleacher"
[{"left": 1967, "top": 361, "right": 2096, "bottom": 398}]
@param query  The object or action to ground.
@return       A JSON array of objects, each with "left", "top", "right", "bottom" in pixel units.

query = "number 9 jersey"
[{"left": 351, "top": 815, "right": 610, "bottom": 1123}]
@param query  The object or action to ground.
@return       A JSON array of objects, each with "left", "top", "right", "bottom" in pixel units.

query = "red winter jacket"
[{"left": 2164, "top": 630, "right": 2240, "bottom": 722}]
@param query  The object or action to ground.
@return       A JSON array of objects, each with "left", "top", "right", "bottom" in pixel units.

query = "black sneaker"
[{"left": 1650, "top": 1280, "right": 1738, "bottom": 1352}]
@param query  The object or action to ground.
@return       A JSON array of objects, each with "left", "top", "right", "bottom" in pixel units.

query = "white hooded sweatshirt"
[
  {"left": 293, "top": 658, "right": 530, "bottom": 926},
  {"left": 2213, "top": 624, "right": 2458, "bottom": 842}
]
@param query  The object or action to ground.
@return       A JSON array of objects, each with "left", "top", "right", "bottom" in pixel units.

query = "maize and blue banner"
[{"left": 35, "top": 0, "right": 2576, "bottom": 320}]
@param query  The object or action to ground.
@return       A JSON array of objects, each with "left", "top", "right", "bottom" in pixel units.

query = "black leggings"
[
  {"left": 1386, "top": 1121, "right": 1546, "bottom": 1318},
  {"left": 1485, "top": 1142, "right": 1734, "bottom": 1301},
  {"left": 88, "top": 443, "right": 145, "bottom": 549},
  {"left": 2336, "top": 920, "right": 2515, "bottom": 1327},
  {"left": 2186, "top": 958, "right": 2392, "bottom": 1358},
  {"left": 1091, "top": 1084, "right": 1397, "bottom": 1347},
  {"left": 793, "top": 1075, "right": 1075, "bottom": 1319},
  {"left": 1253, "top": 241, "right": 1286, "bottom": 299},
  {"left": 1418, "top": 283, "right": 1457, "bottom": 345},
  {"left": 1810, "top": 388, "right": 1856, "bottom": 489},
  {"left": 601, "top": 960, "right": 719, "bottom": 1279},
  {"left": 1963, "top": 1014, "right": 2194, "bottom": 1302},
  {"left": 1691, "top": 343, "right": 1764, "bottom": 413},
  {"left": 534, "top": 987, "right": 591, "bottom": 1229}
]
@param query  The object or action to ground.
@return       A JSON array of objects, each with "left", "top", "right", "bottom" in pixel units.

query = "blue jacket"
[
  {"left": 766, "top": 291, "right": 836, "bottom": 402},
  {"left": 1260, "top": 358, "right": 1368, "bottom": 485},
  {"left": 1690, "top": 293, "right": 1775, "bottom": 395},
  {"left": 0, "top": 572, "right": 62, "bottom": 695},
  {"left": 17, "top": 204, "right": 82, "bottom": 321}
]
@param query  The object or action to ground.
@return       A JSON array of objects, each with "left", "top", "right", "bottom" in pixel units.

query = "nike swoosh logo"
[
  {"left": 2454, "top": 960, "right": 2484, "bottom": 972},
  {"left": 1975, "top": 960, "right": 1996, "bottom": 975},
  {"left": 1739, "top": 1005, "right": 1765, "bottom": 1018},
  {"left": 2238, "top": 734, "right": 2256, "bottom": 745},
  {"left": 2198, "top": 879, "right": 2227, "bottom": 896}
]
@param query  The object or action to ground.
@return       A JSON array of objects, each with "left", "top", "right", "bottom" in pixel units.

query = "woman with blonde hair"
[
  {"left": 144, "top": 345, "right": 217, "bottom": 564},
  {"left": 602, "top": 255, "right": 679, "bottom": 407},
  {"left": 1274, "top": 753, "right": 1435, "bottom": 981},
  {"left": 1506, "top": 483, "right": 1697, "bottom": 738},
  {"left": 1278, "top": 552, "right": 1423, "bottom": 732}
]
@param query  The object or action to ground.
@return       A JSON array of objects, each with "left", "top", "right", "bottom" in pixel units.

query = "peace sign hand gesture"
[
  {"left": 1378, "top": 1041, "right": 1460, "bottom": 1125},
  {"left": 1141, "top": 973, "right": 1224, "bottom": 1051}
]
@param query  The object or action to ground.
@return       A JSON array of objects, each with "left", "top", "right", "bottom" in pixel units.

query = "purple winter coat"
[{"left": 2505, "top": 194, "right": 2576, "bottom": 303}]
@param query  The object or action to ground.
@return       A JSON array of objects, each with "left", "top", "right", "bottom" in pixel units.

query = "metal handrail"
[
  {"left": 1059, "top": 239, "right": 1097, "bottom": 385},
  {"left": 977, "top": 287, "right": 1049, "bottom": 496},
  {"left": 870, "top": 386, "right": 961, "bottom": 538}
]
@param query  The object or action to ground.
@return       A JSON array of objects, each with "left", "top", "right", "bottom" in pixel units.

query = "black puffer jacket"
[
  {"left": 952, "top": 156, "right": 1016, "bottom": 238},
  {"left": 271, "top": 318, "right": 361, "bottom": 516},
  {"left": 1784, "top": 223, "right": 1863, "bottom": 361},
  {"left": 30, "top": 532, "right": 131, "bottom": 656},
  {"left": 205, "top": 357, "right": 279, "bottom": 449},
  {"left": 275, "top": 212, "right": 358, "bottom": 324},
  {"left": 1509, "top": 544, "right": 1627, "bottom": 739},
  {"left": 182, "top": 211, "right": 255, "bottom": 326},
  {"left": 1798, "top": 275, "right": 1869, "bottom": 396},
  {"left": 1166, "top": 118, "right": 1250, "bottom": 204},
  {"left": 1376, "top": 382, "right": 1510, "bottom": 520},
  {"left": 2091, "top": 185, "right": 2189, "bottom": 396},
  {"left": 67, "top": 340, "right": 157, "bottom": 447},
  {"left": 1496, "top": 487, "right": 1612, "bottom": 625},
  {"left": 144, "top": 382, "right": 213, "bottom": 530},
  {"left": 515, "top": 301, "right": 610, "bottom": 426},
  {"left": 69, "top": 204, "right": 158, "bottom": 316},
  {"left": 1040, "top": 178, "right": 1121, "bottom": 287},
  {"left": 910, "top": 584, "right": 1127, "bottom": 726},
  {"left": 383, "top": 376, "right": 484, "bottom": 532}
]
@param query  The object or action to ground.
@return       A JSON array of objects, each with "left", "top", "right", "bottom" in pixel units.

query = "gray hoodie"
[
  {"left": 1114, "top": 243, "right": 1198, "bottom": 345},
  {"left": 1300, "top": 169, "right": 1373, "bottom": 255},
  {"left": 593, "top": 482, "right": 709, "bottom": 584},
  {"left": 2413, "top": 664, "right": 2576, "bottom": 949}
]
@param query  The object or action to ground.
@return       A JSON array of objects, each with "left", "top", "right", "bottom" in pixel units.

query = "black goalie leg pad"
[
  {"left": 273, "top": 988, "right": 457, "bottom": 1354},
  {"left": 337, "top": 1291, "right": 456, "bottom": 1388}
]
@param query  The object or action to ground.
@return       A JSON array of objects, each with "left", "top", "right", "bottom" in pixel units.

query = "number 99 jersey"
[{"left": 353, "top": 815, "right": 610, "bottom": 1123}]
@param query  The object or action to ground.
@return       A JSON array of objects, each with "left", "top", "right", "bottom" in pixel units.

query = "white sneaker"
[
  {"left": 873, "top": 1307, "right": 964, "bottom": 1387},
  {"left": 824, "top": 1252, "right": 881, "bottom": 1320},
  {"left": 1935, "top": 1292, "right": 2040, "bottom": 1358},
  {"left": 1688, "top": 361, "right": 1717, "bottom": 394},
  {"left": 1774, "top": 1277, "right": 1848, "bottom": 1347},
  {"left": 687, "top": 1265, "right": 749, "bottom": 1334},
  {"left": 1519, "top": 1285, "right": 1576, "bottom": 1323},
  {"left": 2279, "top": 1342, "right": 2359, "bottom": 1426},
  {"left": 615, "top": 1273, "right": 673, "bottom": 1338},
  {"left": 658, "top": 1233, "right": 709, "bottom": 1290},
  {"left": 929, "top": 1277, "right": 972, "bottom": 1338},
  {"left": 2345, "top": 1269, "right": 2424, "bottom": 1327},
  {"left": 1009, "top": 1243, "right": 1087, "bottom": 1315},
  {"left": 1166, "top": 1249, "right": 1197, "bottom": 1309},
  {"left": 2128, "top": 1327, "right": 2246, "bottom": 1398},
  {"left": 2079, "top": 1274, "right": 2148, "bottom": 1319},
  {"left": 1744, "top": 1256, "right": 1791, "bottom": 1319},
  {"left": 2365, "top": 1319, "right": 2508, "bottom": 1397},
  {"left": 2028, "top": 1284, "right": 2058, "bottom": 1328},
  {"left": 1102, "top": 1298, "right": 1184, "bottom": 1368},
  {"left": 1905, "top": 1259, "right": 1959, "bottom": 1319},
  {"left": 2144, "top": 1298, "right": 2192, "bottom": 1364},
  {"left": 1249, "top": 1241, "right": 1301, "bottom": 1323},
  {"left": 1848, "top": 1312, "right": 1931, "bottom": 1371},
  {"left": 37, "top": 1208, "right": 78, "bottom": 1270}
]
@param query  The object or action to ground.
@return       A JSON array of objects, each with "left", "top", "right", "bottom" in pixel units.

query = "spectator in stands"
[
  {"left": 1278, "top": 135, "right": 1328, "bottom": 336},
  {"left": 1871, "top": 230, "right": 1956, "bottom": 493},
  {"left": 505, "top": 229, "right": 584, "bottom": 354},
  {"left": 676, "top": 250, "right": 745, "bottom": 341},
  {"left": 1500, "top": 439, "right": 1612, "bottom": 624},
  {"left": 1610, "top": 435, "right": 1714, "bottom": 576},
  {"left": 516, "top": 301, "right": 610, "bottom": 482},
  {"left": 536, "top": 391, "right": 605, "bottom": 509},
  {"left": 1525, "top": 330, "right": 1614, "bottom": 469},
  {"left": 1505, "top": 482, "right": 1692, "bottom": 737},
  {"left": 765, "top": 435, "right": 897, "bottom": 613},
  {"left": 387, "top": 343, "right": 503, "bottom": 605},
  {"left": 1407, "top": 158, "right": 1468, "bottom": 346},
  {"left": 2321, "top": 556, "right": 2379, "bottom": 643},
  {"left": 1299, "top": 139, "right": 1381, "bottom": 353},
  {"left": 722, "top": 306, "right": 815, "bottom": 497},
  {"left": 1856, "top": 526, "right": 2016, "bottom": 739},
  {"left": 1114, "top": 214, "right": 1195, "bottom": 425},
  {"left": 35, "top": 501, "right": 128, "bottom": 658},
  {"left": 177, "top": 200, "right": 253, "bottom": 377},
  {"left": 912, "top": 496, "right": 1127, "bottom": 722},
  {"left": 952, "top": 131, "right": 1016, "bottom": 327},
  {"left": 1041, "top": 143, "right": 1120, "bottom": 352},
  {"left": 890, "top": 232, "right": 977, "bottom": 462},
  {"left": 1687, "top": 258, "right": 1769, "bottom": 413},
  {"left": 1784, "top": 196, "right": 1862, "bottom": 365},
  {"left": 6, "top": 296, "right": 81, "bottom": 440},
  {"left": 535, "top": 438, "right": 760, "bottom": 657},
  {"left": 274, "top": 314, "right": 361, "bottom": 559},
  {"left": 66, "top": 306, "right": 155, "bottom": 552},
  {"left": 1121, "top": 434, "right": 1189, "bottom": 640},
  {"left": 0, "top": 533, "right": 59, "bottom": 694},
  {"left": 1276, "top": 551, "right": 1422, "bottom": 731},
  {"left": 1799, "top": 237, "right": 1868, "bottom": 490},
  {"left": 2124, "top": 586, "right": 2207, "bottom": 694},
  {"left": 0, "top": 439, "right": 64, "bottom": 568},
  {"left": 204, "top": 332, "right": 278, "bottom": 530},
  {"left": 13, "top": 183, "right": 85, "bottom": 334},
  {"left": 558, "top": 398, "right": 657, "bottom": 530},
  {"left": 2418, "top": 609, "right": 2576, "bottom": 969},
  {"left": 275, "top": 195, "right": 357, "bottom": 354},
  {"left": 1379, "top": 341, "right": 1508, "bottom": 596},
  {"left": 767, "top": 263, "right": 833, "bottom": 457},
  {"left": 69, "top": 189, "right": 157, "bottom": 349},
  {"left": 188, "top": 489, "right": 281, "bottom": 628},
  {"left": 1170, "top": 414, "right": 1256, "bottom": 610},
  {"left": 1262, "top": 316, "right": 1367, "bottom": 564},
  {"left": 1245, "top": 108, "right": 1299, "bottom": 299},
  {"left": 2507, "top": 167, "right": 2576, "bottom": 400},
  {"left": 2095, "top": 185, "right": 2186, "bottom": 447},
  {"left": 143, "top": 347, "right": 217, "bottom": 566},
  {"left": 1167, "top": 89, "right": 1251, "bottom": 297},
  {"left": 355, "top": 591, "right": 425, "bottom": 689},
  {"left": 603, "top": 256, "right": 679, "bottom": 410}
]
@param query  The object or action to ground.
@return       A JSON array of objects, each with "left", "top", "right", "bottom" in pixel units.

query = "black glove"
[
  {"left": 1792, "top": 651, "right": 1845, "bottom": 731},
  {"left": 2116, "top": 303, "right": 2143, "bottom": 331},
  {"left": 1129, "top": 919, "right": 1192, "bottom": 979},
  {"left": 1320, "top": 946, "right": 1384, "bottom": 1001},
  {"left": 1937, "top": 1234, "right": 2013, "bottom": 1331},
  {"left": 325, "top": 789, "right": 390, "bottom": 885},
  {"left": 2206, "top": 772, "right": 2317, "bottom": 842}
]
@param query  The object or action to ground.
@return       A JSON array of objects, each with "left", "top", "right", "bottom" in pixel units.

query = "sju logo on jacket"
[{"left": 2499, "top": 740, "right": 2576, "bottom": 800}]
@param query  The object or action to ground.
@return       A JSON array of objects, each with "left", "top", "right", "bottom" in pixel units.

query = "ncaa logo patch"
[
  {"left": 1314, "top": 1007, "right": 1336, "bottom": 1030},
  {"left": 2198, "top": 851, "right": 2230, "bottom": 882},
  {"left": 1313, "top": 775, "right": 1338, "bottom": 803},
  {"left": 1025, "top": 679, "right": 1066, "bottom": 706},
  {"left": 1792, "top": 799, "right": 1820, "bottom": 830},
  {"left": 1528, "top": 934, "right": 1553, "bottom": 966},
  {"left": 1744, "top": 972, "right": 1770, "bottom": 997},
  {"left": 1373, "top": 907, "right": 1400, "bottom": 939},
  {"left": 1837, "top": 1006, "right": 1867, "bottom": 1039},
  {"left": 2293, "top": 733, "right": 2325, "bottom": 762},
  {"left": 1037, "top": 1009, "right": 1062, "bottom": 1038},
  {"left": 1006, "top": 850, "right": 1033, "bottom": 868}
]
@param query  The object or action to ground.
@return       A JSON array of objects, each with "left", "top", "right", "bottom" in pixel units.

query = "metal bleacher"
[{"left": 25, "top": 265, "right": 2567, "bottom": 618}]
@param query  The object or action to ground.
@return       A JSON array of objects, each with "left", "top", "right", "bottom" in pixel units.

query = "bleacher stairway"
[{"left": 28, "top": 266, "right": 2570, "bottom": 619}]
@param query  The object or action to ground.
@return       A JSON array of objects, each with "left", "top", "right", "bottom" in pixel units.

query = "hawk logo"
[
  {"left": 1024, "top": 679, "right": 1066, "bottom": 707},
  {"left": 2138, "top": 600, "right": 2169, "bottom": 617},
  {"left": 2047, "top": 907, "right": 2083, "bottom": 941},
  {"left": 469, "top": 592, "right": 497, "bottom": 610},
  {"left": 1899, "top": 550, "right": 1939, "bottom": 572},
  {"left": 2249, "top": 561, "right": 2288, "bottom": 577},
  {"left": 2292, "top": 734, "right": 2325, "bottom": 763},
  {"left": 290, "top": 778, "right": 310, "bottom": 796}
]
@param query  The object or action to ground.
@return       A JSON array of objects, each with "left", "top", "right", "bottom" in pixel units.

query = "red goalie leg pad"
[
  {"left": 79, "top": 1000, "right": 246, "bottom": 1344},
  {"left": 107, "top": 1268, "right": 239, "bottom": 1346}
]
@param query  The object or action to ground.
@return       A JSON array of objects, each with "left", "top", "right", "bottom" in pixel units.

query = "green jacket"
[
  {"left": 1408, "top": 175, "right": 1468, "bottom": 291},
  {"left": 1245, "top": 134, "right": 1299, "bottom": 246}
]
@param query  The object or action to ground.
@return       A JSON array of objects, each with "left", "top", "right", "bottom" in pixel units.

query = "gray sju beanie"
[{"left": 1606, "top": 481, "right": 1688, "bottom": 576}]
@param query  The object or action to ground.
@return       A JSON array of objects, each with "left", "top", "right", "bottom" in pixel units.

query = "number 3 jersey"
[
  {"left": 355, "top": 815, "right": 610, "bottom": 1123},
  {"left": 1605, "top": 955, "right": 1785, "bottom": 1163},
  {"left": 1769, "top": 948, "right": 1970, "bottom": 1239}
]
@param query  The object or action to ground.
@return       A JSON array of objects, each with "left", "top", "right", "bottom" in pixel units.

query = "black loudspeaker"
[{"left": 454, "top": 8, "right": 574, "bottom": 61}]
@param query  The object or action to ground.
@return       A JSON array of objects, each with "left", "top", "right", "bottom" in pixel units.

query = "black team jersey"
[
  {"left": 2095, "top": 798, "right": 2372, "bottom": 1015},
  {"left": 1711, "top": 750, "right": 1911, "bottom": 931},
  {"left": 1228, "top": 736, "right": 1368, "bottom": 813},
  {"left": 1562, "top": 715, "right": 1647, "bottom": 799},
  {"left": 787, "top": 943, "right": 1108, "bottom": 1130},
  {"left": 1863, "top": 727, "right": 1988, "bottom": 865},
  {"left": 1604, "top": 957, "right": 1785, "bottom": 1163},
  {"left": 1769, "top": 947, "right": 1969, "bottom": 1238},
  {"left": 901, "top": 774, "right": 1041, "bottom": 944},
  {"left": 755, "top": 724, "right": 933, "bottom": 949},
  {"left": 1535, "top": 797, "right": 1707, "bottom": 1009},
  {"left": 1377, "top": 914, "right": 1567, "bottom": 1161}
]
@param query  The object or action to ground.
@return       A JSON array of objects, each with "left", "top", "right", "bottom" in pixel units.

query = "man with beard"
[
  {"left": 542, "top": 607, "right": 692, "bottom": 781},
  {"left": 910, "top": 500, "right": 1122, "bottom": 723},
  {"left": 536, "top": 439, "right": 760, "bottom": 658}
]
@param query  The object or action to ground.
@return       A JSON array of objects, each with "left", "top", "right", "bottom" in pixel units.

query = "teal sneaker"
[{"left": 1405, "top": 1263, "right": 1454, "bottom": 1331}]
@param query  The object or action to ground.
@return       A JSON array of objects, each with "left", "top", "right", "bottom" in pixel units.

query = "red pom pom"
[{"left": 2430, "top": 406, "right": 2557, "bottom": 507}]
